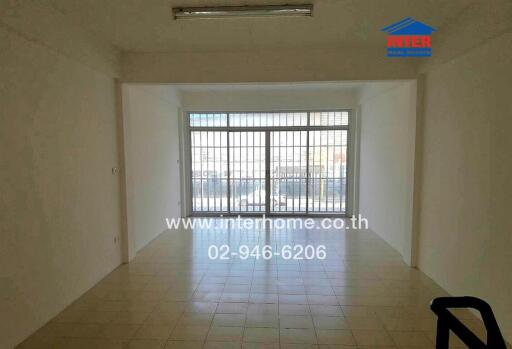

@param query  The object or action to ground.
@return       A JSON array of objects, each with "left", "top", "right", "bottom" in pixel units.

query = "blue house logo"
[{"left": 382, "top": 17, "right": 436, "bottom": 57}]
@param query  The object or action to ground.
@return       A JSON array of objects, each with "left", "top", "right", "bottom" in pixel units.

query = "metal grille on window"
[{"left": 189, "top": 111, "right": 350, "bottom": 215}]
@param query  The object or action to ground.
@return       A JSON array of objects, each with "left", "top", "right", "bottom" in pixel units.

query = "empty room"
[{"left": 1, "top": 1, "right": 511, "bottom": 349}]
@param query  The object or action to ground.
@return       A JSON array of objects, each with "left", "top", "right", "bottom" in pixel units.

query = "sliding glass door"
[
  {"left": 308, "top": 130, "right": 347, "bottom": 213},
  {"left": 229, "top": 131, "right": 266, "bottom": 213},
  {"left": 270, "top": 131, "right": 308, "bottom": 213},
  {"left": 189, "top": 111, "right": 350, "bottom": 215},
  {"left": 190, "top": 130, "right": 228, "bottom": 212}
]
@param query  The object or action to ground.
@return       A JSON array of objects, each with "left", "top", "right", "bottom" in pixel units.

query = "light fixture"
[{"left": 172, "top": 4, "right": 313, "bottom": 20}]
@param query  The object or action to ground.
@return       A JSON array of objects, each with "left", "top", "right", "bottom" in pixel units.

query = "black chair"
[{"left": 430, "top": 296, "right": 507, "bottom": 349}]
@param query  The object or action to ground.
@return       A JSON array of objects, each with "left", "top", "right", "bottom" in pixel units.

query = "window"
[{"left": 188, "top": 111, "right": 350, "bottom": 215}]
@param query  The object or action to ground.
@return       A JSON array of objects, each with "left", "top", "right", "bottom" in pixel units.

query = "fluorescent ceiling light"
[{"left": 172, "top": 4, "right": 313, "bottom": 19}]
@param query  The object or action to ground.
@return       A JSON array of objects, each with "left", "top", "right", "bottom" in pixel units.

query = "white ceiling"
[{"left": 49, "top": 0, "right": 474, "bottom": 52}]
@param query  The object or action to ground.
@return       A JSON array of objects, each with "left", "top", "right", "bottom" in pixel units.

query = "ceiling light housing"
[{"left": 172, "top": 4, "right": 313, "bottom": 20}]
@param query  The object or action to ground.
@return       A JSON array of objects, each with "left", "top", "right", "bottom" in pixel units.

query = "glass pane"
[
  {"left": 190, "top": 110, "right": 350, "bottom": 215},
  {"left": 308, "top": 130, "right": 347, "bottom": 213},
  {"left": 310, "top": 111, "right": 349, "bottom": 126},
  {"left": 270, "top": 131, "right": 308, "bottom": 213},
  {"left": 190, "top": 113, "right": 228, "bottom": 127},
  {"left": 229, "top": 112, "right": 307, "bottom": 127},
  {"left": 191, "top": 131, "right": 228, "bottom": 212},
  {"left": 229, "top": 132, "right": 266, "bottom": 212}
]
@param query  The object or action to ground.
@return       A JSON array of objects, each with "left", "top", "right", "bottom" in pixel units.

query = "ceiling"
[{"left": 49, "top": 0, "right": 474, "bottom": 53}]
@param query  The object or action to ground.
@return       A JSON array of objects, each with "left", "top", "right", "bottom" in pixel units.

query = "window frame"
[{"left": 185, "top": 110, "right": 353, "bottom": 217}]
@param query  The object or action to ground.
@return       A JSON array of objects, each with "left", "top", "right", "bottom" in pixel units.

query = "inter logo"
[{"left": 382, "top": 17, "right": 436, "bottom": 57}]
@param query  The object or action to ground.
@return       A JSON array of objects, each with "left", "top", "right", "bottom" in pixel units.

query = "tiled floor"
[{"left": 18, "top": 218, "right": 490, "bottom": 348}]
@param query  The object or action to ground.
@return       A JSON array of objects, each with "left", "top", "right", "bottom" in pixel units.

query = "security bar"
[{"left": 188, "top": 111, "right": 350, "bottom": 216}]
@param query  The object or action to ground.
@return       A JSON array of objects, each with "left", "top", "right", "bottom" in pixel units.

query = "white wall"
[
  {"left": 122, "top": 84, "right": 182, "bottom": 259},
  {"left": 358, "top": 81, "right": 417, "bottom": 264},
  {"left": 180, "top": 86, "right": 357, "bottom": 112},
  {"left": 122, "top": 47, "right": 417, "bottom": 84},
  {"left": 0, "top": 4, "right": 121, "bottom": 347},
  {"left": 418, "top": 30, "right": 512, "bottom": 341}
]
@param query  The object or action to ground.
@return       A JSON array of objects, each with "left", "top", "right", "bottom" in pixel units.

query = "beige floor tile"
[
  {"left": 185, "top": 302, "right": 218, "bottom": 314},
  {"left": 251, "top": 286, "right": 278, "bottom": 294},
  {"left": 192, "top": 292, "right": 222, "bottom": 302},
  {"left": 164, "top": 341, "right": 204, "bottom": 348},
  {"left": 243, "top": 328, "right": 279, "bottom": 343},
  {"left": 51, "top": 310, "right": 85, "bottom": 324},
  {"left": 157, "top": 302, "right": 187, "bottom": 314},
  {"left": 312, "top": 316, "right": 348, "bottom": 330},
  {"left": 340, "top": 306, "right": 376, "bottom": 318},
  {"left": 281, "top": 344, "right": 319, "bottom": 349},
  {"left": 133, "top": 324, "right": 173, "bottom": 340},
  {"left": 225, "top": 285, "right": 251, "bottom": 293},
  {"left": 61, "top": 338, "right": 127, "bottom": 349},
  {"left": 349, "top": 347, "right": 396, "bottom": 349},
  {"left": 248, "top": 304, "right": 279, "bottom": 316},
  {"left": 280, "top": 328, "right": 317, "bottom": 344},
  {"left": 31, "top": 323, "right": 75, "bottom": 338},
  {"left": 205, "top": 341, "right": 242, "bottom": 349},
  {"left": 16, "top": 337, "right": 67, "bottom": 349},
  {"left": 279, "top": 286, "right": 306, "bottom": 295},
  {"left": 207, "top": 326, "right": 244, "bottom": 342},
  {"left": 213, "top": 313, "right": 246, "bottom": 327},
  {"left": 222, "top": 293, "right": 250, "bottom": 302},
  {"left": 78, "top": 311, "right": 117, "bottom": 325},
  {"left": 346, "top": 316, "right": 384, "bottom": 330},
  {"left": 97, "top": 301, "right": 129, "bottom": 312},
  {"left": 111, "top": 311, "right": 150, "bottom": 325},
  {"left": 246, "top": 314, "right": 279, "bottom": 328},
  {"left": 310, "top": 305, "right": 344, "bottom": 316},
  {"left": 17, "top": 219, "right": 474, "bottom": 349},
  {"left": 316, "top": 329, "right": 355, "bottom": 345},
  {"left": 307, "top": 296, "right": 339, "bottom": 305},
  {"left": 127, "top": 339, "right": 166, "bottom": 348},
  {"left": 352, "top": 329, "right": 394, "bottom": 346},
  {"left": 249, "top": 293, "right": 278, "bottom": 304},
  {"left": 389, "top": 331, "right": 434, "bottom": 347},
  {"left": 279, "top": 295, "right": 308, "bottom": 304},
  {"left": 216, "top": 302, "right": 249, "bottom": 314},
  {"left": 242, "top": 343, "right": 279, "bottom": 349},
  {"left": 306, "top": 286, "right": 335, "bottom": 296},
  {"left": 177, "top": 312, "right": 214, "bottom": 327},
  {"left": 279, "top": 304, "right": 310, "bottom": 316},
  {"left": 170, "top": 325, "right": 210, "bottom": 341},
  {"left": 102, "top": 324, "right": 140, "bottom": 340},
  {"left": 69, "top": 323, "right": 104, "bottom": 338},
  {"left": 279, "top": 315, "right": 314, "bottom": 329},
  {"left": 127, "top": 301, "right": 159, "bottom": 313},
  {"left": 145, "top": 311, "right": 181, "bottom": 325}
]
